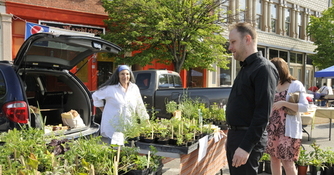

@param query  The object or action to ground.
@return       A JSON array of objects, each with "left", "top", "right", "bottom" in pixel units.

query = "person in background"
[
  {"left": 92, "top": 65, "right": 149, "bottom": 145},
  {"left": 318, "top": 83, "right": 331, "bottom": 97},
  {"left": 314, "top": 83, "right": 333, "bottom": 106},
  {"left": 266, "top": 57, "right": 308, "bottom": 175},
  {"left": 307, "top": 85, "right": 319, "bottom": 93},
  {"left": 225, "top": 22, "right": 279, "bottom": 175}
]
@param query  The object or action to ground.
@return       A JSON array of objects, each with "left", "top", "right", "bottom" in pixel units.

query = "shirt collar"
[
  {"left": 239, "top": 52, "right": 263, "bottom": 67},
  {"left": 117, "top": 82, "right": 133, "bottom": 87}
]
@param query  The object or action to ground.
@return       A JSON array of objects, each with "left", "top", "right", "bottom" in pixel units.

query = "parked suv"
[{"left": 0, "top": 33, "right": 121, "bottom": 139}]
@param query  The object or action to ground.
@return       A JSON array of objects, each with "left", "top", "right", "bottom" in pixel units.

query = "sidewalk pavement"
[{"left": 162, "top": 117, "right": 334, "bottom": 175}]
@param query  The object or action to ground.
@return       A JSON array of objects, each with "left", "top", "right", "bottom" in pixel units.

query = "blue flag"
[{"left": 25, "top": 22, "right": 49, "bottom": 40}]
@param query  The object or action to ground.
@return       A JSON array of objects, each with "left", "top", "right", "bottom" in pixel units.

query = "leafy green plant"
[
  {"left": 165, "top": 100, "right": 179, "bottom": 114},
  {"left": 323, "top": 148, "right": 334, "bottom": 167},
  {"left": 309, "top": 141, "right": 325, "bottom": 169},
  {"left": 176, "top": 135, "right": 184, "bottom": 146},
  {"left": 184, "top": 133, "right": 194, "bottom": 143},
  {"left": 201, "top": 103, "right": 226, "bottom": 124},
  {"left": 0, "top": 127, "right": 165, "bottom": 174},
  {"left": 179, "top": 95, "right": 202, "bottom": 119},
  {"left": 260, "top": 153, "right": 271, "bottom": 162},
  {"left": 157, "top": 119, "right": 170, "bottom": 139},
  {"left": 209, "top": 103, "right": 226, "bottom": 122}
]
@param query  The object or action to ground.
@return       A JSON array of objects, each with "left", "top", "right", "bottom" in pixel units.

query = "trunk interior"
[{"left": 21, "top": 70, "right": 91, "bottom": 132}]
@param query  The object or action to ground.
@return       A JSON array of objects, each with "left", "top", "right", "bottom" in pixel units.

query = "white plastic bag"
[{"left": 61, "top": 110, "right": 85, "bottom": 128}]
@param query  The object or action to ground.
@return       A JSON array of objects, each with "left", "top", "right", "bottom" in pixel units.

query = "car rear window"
[
  {"left": 158, "top": 74, "right": 182, "bottom": 88},
  {"left": 136, "top": 73, "right": 151, "bottom": 90},
  {"left": 26, "top": 40, "right": 87, "bottom": 63}
]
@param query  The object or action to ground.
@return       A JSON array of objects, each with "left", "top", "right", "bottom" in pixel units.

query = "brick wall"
[{"left": 5, "top": 0, "right": 106, "bottom": 15}]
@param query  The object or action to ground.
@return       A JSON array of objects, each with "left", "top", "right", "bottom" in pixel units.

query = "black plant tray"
[{"left": 136, "top": 141, "right": 199, "bottom": 155}]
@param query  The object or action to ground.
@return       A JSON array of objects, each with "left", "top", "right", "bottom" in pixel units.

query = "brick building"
[
  {"left": 0, "top": 0, "right": 178, "bottom": 90},
  {"left": 0, "top": 0, "right": 332, "bottom": 89}
]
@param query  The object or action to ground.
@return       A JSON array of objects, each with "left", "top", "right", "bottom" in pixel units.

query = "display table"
[
  {"left": 138, "top": 131, "right": 228, "bottom": 175},
  {"left": 315, "top": 107, "right": 334, "bottom": 141},
  {"left": 301, "top": 108, "right": 316, "bottom": 141}
]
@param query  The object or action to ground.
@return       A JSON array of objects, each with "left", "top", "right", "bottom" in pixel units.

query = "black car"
[{"left": 0, "top": 33, "right": 121, "bottom": 139}]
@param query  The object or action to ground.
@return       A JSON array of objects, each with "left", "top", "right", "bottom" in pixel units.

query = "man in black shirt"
[{"left": 225, "top": 23, "right": 278, "bottom": 175}]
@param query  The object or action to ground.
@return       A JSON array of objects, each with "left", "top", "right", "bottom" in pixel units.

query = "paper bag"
[
  {"left": 284, "top": 91, "right": 300, "bottom": 116},
  {"left": 61, "top": 110, "right": 85, "bottom": 128}
]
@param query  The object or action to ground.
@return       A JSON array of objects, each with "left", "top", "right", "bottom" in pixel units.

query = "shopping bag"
[{"left": 61, "top": 110, "right": 85, "bottom": 128}]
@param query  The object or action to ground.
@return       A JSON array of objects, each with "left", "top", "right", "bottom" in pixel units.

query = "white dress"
[{"left": 92, "top": 82, "right": 149, "bottom": 145}]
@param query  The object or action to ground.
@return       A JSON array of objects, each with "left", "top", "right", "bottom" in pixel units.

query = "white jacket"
[
  {"left": 285, "top": 80, "right": 309, "bottom": 139},
  {"left": 92, "top": 82, "right": 149, "bottom": 145}
]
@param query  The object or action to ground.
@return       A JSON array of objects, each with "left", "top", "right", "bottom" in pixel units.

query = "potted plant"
[
  {"left": 261, "top": 153, "right": 271, "bottom": 174},
  {"left": 179, "top": 96, "right": 201, "bottom": 120},
  {"left": 156, "top": 119, "right": 170, "bottom": 144},
  {"left": 140, "top": 123, "right": 157, "bottom": 143},
  {"left": 322, "top": 148, "right": 334, "bottom": 175},
  {"left": 295, "top": 148, "right": 310, "bottom": 175},
  {"left": 309, "top": 142, "right": 325, "bottom": 175},
  {"left": 258, "top": 153, "right": 266, "bottom": 173},
  {"left": 165, "top": 100, "right": 181, "bottom": 118}
]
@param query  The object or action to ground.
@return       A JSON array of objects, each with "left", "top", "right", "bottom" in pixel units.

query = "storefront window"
[
  {"left": 290, "top": 52, "right": 296, "bottom": 63},
  {"left": 190, "top": 68, "right": 203, "bottom": 87},
  {"left": 306, "top": 54, "right": 313, "bottom": 65},
  {"left": 297, "top": 54, "right": 303, "bottom": 64},
  {"left": 97, "top": 61, "right": 113, "bottom": 87},
  {"left": 269, "top": 49, "right": 278, "bottom": 59},
  {"left": 280, "top": 51, "right": 288, "bottom": 62}
]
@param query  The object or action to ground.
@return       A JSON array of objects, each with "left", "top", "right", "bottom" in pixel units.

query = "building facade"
[
  {"left": 218, "top": 0, "right": 331, "bottom": 89},
  {"left": 0, "top": 0, "right": 331, "bottom": 90}
]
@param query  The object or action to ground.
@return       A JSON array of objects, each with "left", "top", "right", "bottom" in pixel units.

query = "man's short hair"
[{"left": 229, "top": 22, "right": 257, "bottom": 42}]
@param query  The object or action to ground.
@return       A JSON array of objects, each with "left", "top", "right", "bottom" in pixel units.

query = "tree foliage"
[
  {"left": 101, "top": 0, "right": 230, "bottom": 73},
  {"left": 307, "top": 4, "right": 334, "bottom": 70}
]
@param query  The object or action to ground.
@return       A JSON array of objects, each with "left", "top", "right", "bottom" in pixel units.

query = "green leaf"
[{"left": 101, "top": 0, "right": 230, "bottom": 73}]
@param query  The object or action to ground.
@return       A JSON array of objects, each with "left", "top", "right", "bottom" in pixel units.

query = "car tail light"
[{"left": 2, "top": 101, "right": 29, "bottom": 124}]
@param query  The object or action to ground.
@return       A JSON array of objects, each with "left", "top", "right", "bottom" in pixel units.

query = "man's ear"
[{"left": 245, "top": 34, "right": 252, "bottom": 44}]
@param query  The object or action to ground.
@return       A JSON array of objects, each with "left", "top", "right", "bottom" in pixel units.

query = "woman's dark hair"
[
  {"left": 98, "top": 65, "right": 135, "bottom": 89},
  {"left": 270, "top": 57, "right": 296, "bottom": 85}
]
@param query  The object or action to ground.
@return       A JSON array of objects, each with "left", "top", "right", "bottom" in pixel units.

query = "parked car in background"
[
  {"left": 133, "top": 70, "right": 232, "bottom": 119},
  {"left": 0, "top": 33, "right": 121, "bottom": 139}
]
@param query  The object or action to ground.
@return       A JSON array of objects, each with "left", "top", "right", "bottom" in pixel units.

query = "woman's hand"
[{"left": 272, "top": 101, "right": 286, "bottom": 110}]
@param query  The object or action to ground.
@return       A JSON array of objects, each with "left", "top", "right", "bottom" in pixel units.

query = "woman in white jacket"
[
  {"left": 265, "top": 57, "right": 308, "bottom": 175},
  {"left": 92, "top": 65, "right": 149, "bottom": 145}
]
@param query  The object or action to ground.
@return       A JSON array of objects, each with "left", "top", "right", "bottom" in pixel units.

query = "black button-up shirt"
[{"left": 226, "top": 52, "right": 278, "bottom": 153}]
